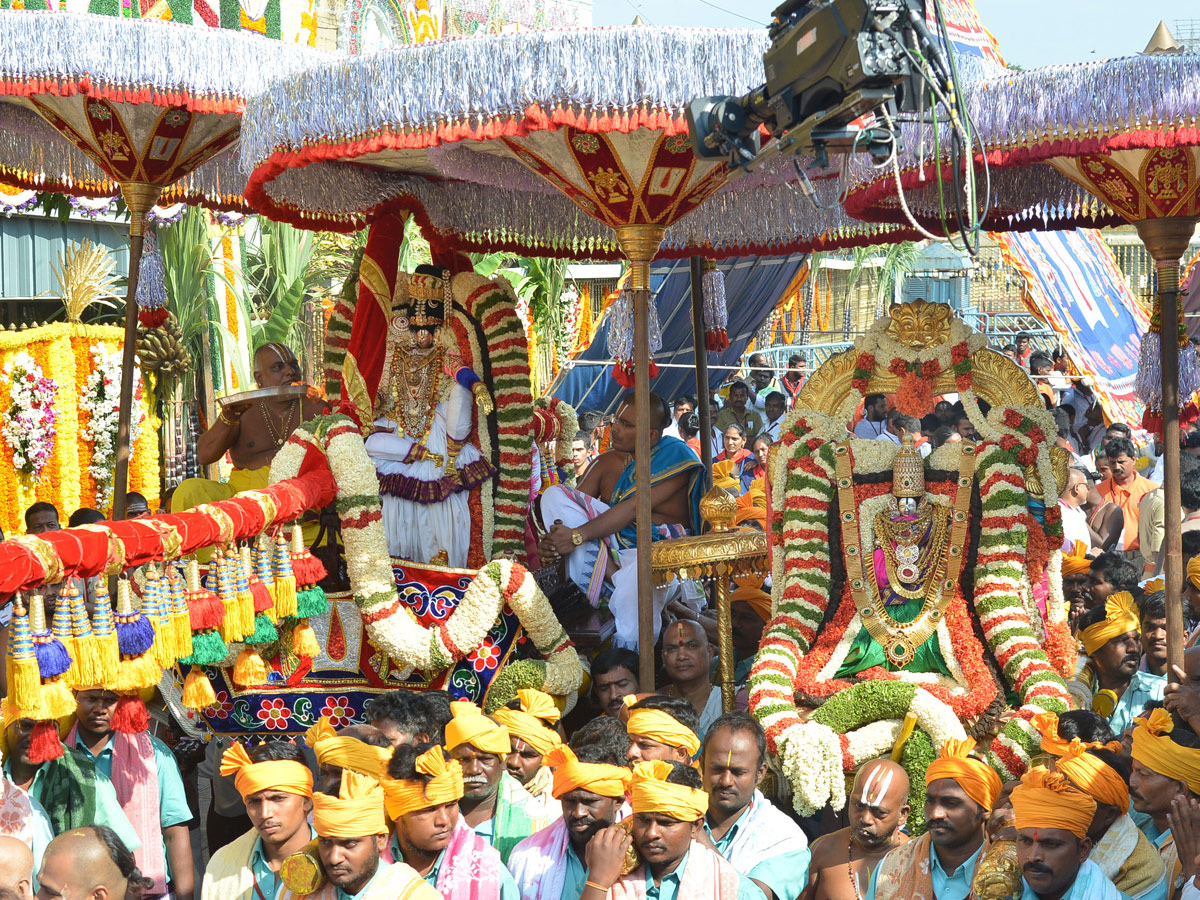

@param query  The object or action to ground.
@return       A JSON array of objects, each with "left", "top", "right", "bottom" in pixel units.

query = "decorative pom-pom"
[
  {"left": 112, "top": 694, "right": 150, "bottom": 733},
  {"left": 138, "top": 307, "right": 170, "bottom": 329},
  {"left": 296, "top": 585, "right": 329, "bottom": 619},
  {"left": 250, "top": 581, "right": 274, "bottom": 615},
  {"left": 40, "top": 678, "right": 77, "bottom": 720},
  {"left": 243, "top": 613, "right": 278, "bottom": 646},
  {"left": 28, "top": 721, "right": 63, "bottom": 764},
  {"left": 233, "top": 648, "right": 269, "bottom": 687},
  {"left": 182, "top": 670, "right": 218, "bottom": 710},
  {"left": 292, "top": 552, "right": 326, "bottom": 588},
  {"left": 290, "top": 621, "right": 321, "bottom": 659},
  {"left": 180, "top": 630, "right": 229, "bottom": 667},
  {"left": 187, "top": 590, "right": 225, "bottom": 631},
  {"left": 33, "top": 636, "right": 73, "bottom": 681}
]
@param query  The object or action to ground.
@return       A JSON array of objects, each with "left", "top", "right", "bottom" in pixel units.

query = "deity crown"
[{"left": 892, "top": 433, "right": 925, "bottom": 498}]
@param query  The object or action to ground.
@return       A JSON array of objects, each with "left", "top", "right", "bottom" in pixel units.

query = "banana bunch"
[{"left": 137, "top": 312, "right": 192, "bottom": 380}]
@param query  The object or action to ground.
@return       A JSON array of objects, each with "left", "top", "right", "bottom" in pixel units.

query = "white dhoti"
[
  {"left": 365, "top": 382, "right": 492, "bottom": 568},
  {"left": 540, "top": 484, "right": 700, "bottom": 650}
]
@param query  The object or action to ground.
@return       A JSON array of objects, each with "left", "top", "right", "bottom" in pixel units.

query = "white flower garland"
[
  {"left": 80, "top": 345, "right": 143, "bottom": 511},
  {"left": 1, "top": 351, "right": 57, "bottom": 481},
  {"left": 777, "top": 721, "right": 845, "bottom": 817}
]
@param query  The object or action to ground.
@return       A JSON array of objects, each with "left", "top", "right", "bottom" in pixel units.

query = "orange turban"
[
  {"left": 1011, "top": 766, "right": 1097, "bottom": 839},
  {"left": 1079, "top": 591, "right": 1140, "bottom": 655},
  {"left": 1056, "top": 740, "right": 1129, "bottom": 813},
  {"left": 492, "top": 690, "right": 563, "bottom": 757},
  {"left": 1131, "top": 708, "right": 1200, "bottom": 795},
  {"left": 925, "top": 738, "right": 1002, "bottom": 812},
  {"left": 220, "top": 742, "right": 313, "bottom": 800},
  {"left": 381, "top": 747, "right": 465, "bottom": 820},
  {"left": 731, "top": 582, "right": 772, "bottom": 624},
  {"left": 546, "top": 745, "right": 632, "bottom": 800},
  {"left": 1061, "top": 541, "right": 1092, "bottom": 576},
  {"left": 305, "top": 717, "right": 393, "bottom": 780},
  {"left": 312, "top": 770, "right": 388, "bottom": 838},
  {"left": 624, "top": 696, "right": 701, "bottom": 758},
  {"left": 630, "top": 760, "right": 708, "bottom": 820},
  {"left": 443, "top": 701, "right": 511, "bottom": 757},
  {"left": 1189, "top": 555, "right": 1200, "bottom": 591}
]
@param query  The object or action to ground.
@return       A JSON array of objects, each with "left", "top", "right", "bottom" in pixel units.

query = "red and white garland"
[
  {"left": 270, "top": 415, "right": 582, "bottom": 694},
  {"left": 81, "top": 345, "right": 144, "bottom": 511}
]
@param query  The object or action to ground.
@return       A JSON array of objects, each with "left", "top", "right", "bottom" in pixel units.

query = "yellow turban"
[
  {"left": 1144, "top": 577, "right": 1166, "bottom": 595},
  {"left": 730, "top": 582, "right": 772, "bottom": 624},
  {"left": 1061, "top": 542, "right": 1092, "bottom": 576},
  {"left": 925, "top": 738, "right": 1002, "bottom": 812},
  {"left": 624, "top": 697, "right": 701, "bottom": 758},
  {"left": 1188, "top": 555, "right": 1200, "bottom": 590},
  {"left": 546, "top": 745, "right": 632, "bottom": 800},
  {"left": 443, "top": 702, "right": 511, "bottom": 757},
  {"left": 630, "top": 760, "right": 708, "bottom": 820},
  {"left": 220, "top": 742, "right": 313, "bottom": 801},
  {"left": 492, "top": 690, "right": 563, "bottom": 757},
  {"left": 1011, "top": 766, "right": 1097, "bottom": 839},
  {"left": 1079, "top": 591, "right": 1141, "bottom": 656},
  {"left": 712, "top": 460, "right": 739, "bottom": 493},
  {"left": 313, "top": 770, "right": 388, "bottom": 838},
  {"left": 305, "top": 717, "right": 393, "bottom": 780},
  {"left": 1132, "top": 708, "right": 1200, "bottom": 795},
  {"left": 1056, "top": 740, "right": 1130, "bottom": 813},
  {"left": 381, "top": 747, "right": 465, "bottom": 820}
]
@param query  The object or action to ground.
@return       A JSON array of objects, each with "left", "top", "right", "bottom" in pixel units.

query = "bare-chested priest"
[
  {"left": 537, "top": 391, "right": 705, "bottom": 649},
  {"left": 174, "top": 342, "right": 325, "bottom": 511},
  {"left": 803, "top": 759, "right": 911, "bottom": 900}
]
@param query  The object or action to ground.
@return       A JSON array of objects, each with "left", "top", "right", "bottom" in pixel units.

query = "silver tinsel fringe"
[
  {"left": 1136, "top": 330, "right": 1200, "bottom": 407},
  {"left": 702, "top": 267, "right": 727, "bottom": 338},
  {"left": 135, "top": 230, "right": 168, "bottom": 310},
  {"left": 605, "top": 289, "right": 663, "bottom": 365}
]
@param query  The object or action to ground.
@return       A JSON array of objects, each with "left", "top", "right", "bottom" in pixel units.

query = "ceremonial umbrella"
[
  {"left": 241, "top": 25, "right": 919, "bottom": 685},
  {"left": 0, "top": 10, "right": 321, "bottom": 518},
  {"left": 846, "top": 49, "right": 1200, "bottom": 673}
]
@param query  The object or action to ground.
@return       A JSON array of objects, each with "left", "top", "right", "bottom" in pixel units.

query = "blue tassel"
[
  {"left": 115, "top": 614, "right": 155, "bottom": 658},
  {"left": 33, "top": 637, "right": 72, "bottom": 679}
]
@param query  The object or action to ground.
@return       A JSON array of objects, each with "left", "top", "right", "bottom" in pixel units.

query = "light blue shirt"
[
  {"left": 336, "top": 861, "right": 387, "bottom": 900},
  {"left": 1109, "top": 671, "right": 1167, "bottom": 736},
  {"left": 474, "top": 814, "right": 496, "bottom": 845},
  {"left": 1018, "top": 858, "right": 1131, "bottom": 900},
  {"left": 865, "top": 840, "right": 985, "bottom": 900},
  {"left": 251, "top": 827, "right": 316, "bottom": 900},
  {"left": 562, "top": 842, "right": 588, "bottom": 900},
  {"left": 28, "top": 794, "right": 53, "bottom": 891},
  {"left": 644, "top": 849, "right": 765, "bottom": 900},
  {"left": 420, "top": 847, "right": 520, "bottom": 900},
  {"left": 705, "top": 810, "right": 811, "bottom": 900}
]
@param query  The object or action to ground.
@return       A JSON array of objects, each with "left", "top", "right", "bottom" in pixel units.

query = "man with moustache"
[
  {"left": 293, "top": 770, "right": 437, "bottom": 900},
  {"left": 582, "top": 760, "right": 760, "bottom": 900},
  {"left": 866, "top": 738, "right": 1000, "bottom": 900},
  {"left": 493, "top": 689, "right": 565, "bottom": 823},
  {"left": 661, "top": 620, "right": 722, "bottom": 737},
  {"left": 1073, "top": 593, "right": 1162, "bottom": 735},
  {"left": 804, "top": 759, "right": 911, "bottom": 900},
  {"left": 1035, "top": 713, "right": 1167, "bottom": 900},
  {"left": 1062, "top": 543, "right": 1094, "bottom": 629},
  {"left": 507, "top": 743, "right": 633, "bottom": 900},
  {"left": 1011, "top": 767, "right": 1127, "bottom": 900},
  {"left": 442, "top": 701, "right": 549, "bottom": 864},
  {"left": 382, "top": 744, "right": 519, "bottom": 900},
  {"left": 702, "top": 714, "right": 810, "bottom": 900},
  {"left": 1131, "top": 709, "right": 1200, "bottom": 899},
  {"left": 592, "top": 649, "right": 641, "bottom": 718}
]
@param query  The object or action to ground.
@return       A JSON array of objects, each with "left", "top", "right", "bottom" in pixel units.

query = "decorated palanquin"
[
  {"left": 748, "top": 300, "right": 1075, "bottom": 827},
  {"left": 179, "top": 212, "right": 584, "bottom": 733}
]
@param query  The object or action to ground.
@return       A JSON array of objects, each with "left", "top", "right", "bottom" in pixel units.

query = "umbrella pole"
[
  {"left": 1137, "top": 217, "right": 1199, "bottom": 678},
  {"left": 112, "top": 182, "right": 163, "bottom": 521},
  {"left": 689, "top": 257, "right": 714, "bottom": 486},
  {"left": 617, "top": 225, "right": 667, "bottom": 691}
]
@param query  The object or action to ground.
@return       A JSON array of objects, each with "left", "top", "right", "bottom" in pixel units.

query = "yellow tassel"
[
  {"left": 151, "top": 621, "right": 175, "bottom": 670},
  {"left": 11, "top": 657, "right": 40, "bottom": 714},
  {"left": 175, "top": 616, "right": 193, "bottom": 661},
  {"left": 290, "top": 620, "right": 320, "bottom": 658},
  {"left": 40, "top": 678, "right": 77, "bottom": 720},
  {"left": 72, "top": 635, "right": 103, "bottom": 690},
  {"left": 232, "top": 648, "right": 268, "bottom": 687},
  {"left": 181, "top": 670, "right": 217, "bottom": 710},
  {"left": 94, "top": 632, "right": 120, "bottom": 685},
  {"left": 273, "top": 575, "right": 298, "bottom": 620}
]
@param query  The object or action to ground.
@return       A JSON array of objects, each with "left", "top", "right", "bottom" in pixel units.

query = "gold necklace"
[
  {"left": 259, "top": 398, "right": 297, "bottom": 448},
  {"left": 388, "top": 345, "right": 444, "bottom": 441},
  {"left": 873, "top": 504, "right": 951, "bottom": 600}
]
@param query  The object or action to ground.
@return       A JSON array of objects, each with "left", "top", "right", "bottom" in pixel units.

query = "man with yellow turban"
[
  {"left": 867, "top": 738, "right": 999, "bottom": 900},
  {"left": 292, "top": 770, "right": 437, "bottom": 900},
  {"left": 508, "top": 741, "right": 632, "bottom": 900},
  {"left": 492, "top": 689, "right": 563, "bottom": 822},
  {"left": 1034, "top": 713, "right": 1168, "bottom": 900},
  {"left": 1011, "top": 767, "right": 1127, "bottom": 900},
  {"left": 584, "top": 759, "right": 759, "bottom": 900},
  {"left": 1131, "top": 709, "right": 1200, "bottom": 900},
  {"left": 1072, "top": 592, "right": 1163, "bottom": 735},
  {"left": 1061, "top": 540, "right": 1093, "bottom": 626},
  {"left": 381, "top": 743, "right": 519, "bottom": 900},
  {"left": 442, "top": 700, "right": 549, "bottom": 864},
  {"left": 201, "top": 741, "right": 314, "bottom": 900},
  {"left": 305, "top": 717, "right": 394, "bottom": 796},
  {"left": 624, "top": 696, "right": 702, "bottom": 765}
]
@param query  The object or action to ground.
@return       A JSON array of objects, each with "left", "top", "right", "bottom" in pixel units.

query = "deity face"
[{"left": 896, "top": 497, "right": 919, "bottom": 516}]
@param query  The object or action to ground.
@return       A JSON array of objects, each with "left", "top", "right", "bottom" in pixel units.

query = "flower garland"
[
  {"left": 270, "top": 414, "right": 582, "bottom": 696},
  {"left": 80, "top": 345, "right": 144, "bottom": 513},
  {"left": 1, "top": 351, "right": 58, "bottom": 486}
]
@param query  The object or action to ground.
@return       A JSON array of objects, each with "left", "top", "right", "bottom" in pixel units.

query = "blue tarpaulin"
[{"left": 553, "top": 253, "right": 808, "bottom": 414}]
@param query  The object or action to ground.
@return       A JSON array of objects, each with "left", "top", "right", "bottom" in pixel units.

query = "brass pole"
[
  {"left": 689, "top": 257, "right": 714, "bottom": 486},
  {"left": 714, "top": 572, "right": 735, "bottom": 712},
  {"left": 112, "top": 182, "right": 163, "bottom": 521},
  {"left": 1135, "top": 216, "right": 1199, "bottom": 680},
  {"left": 616, "top": 224, "right": 667, "bottom": 691}
]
